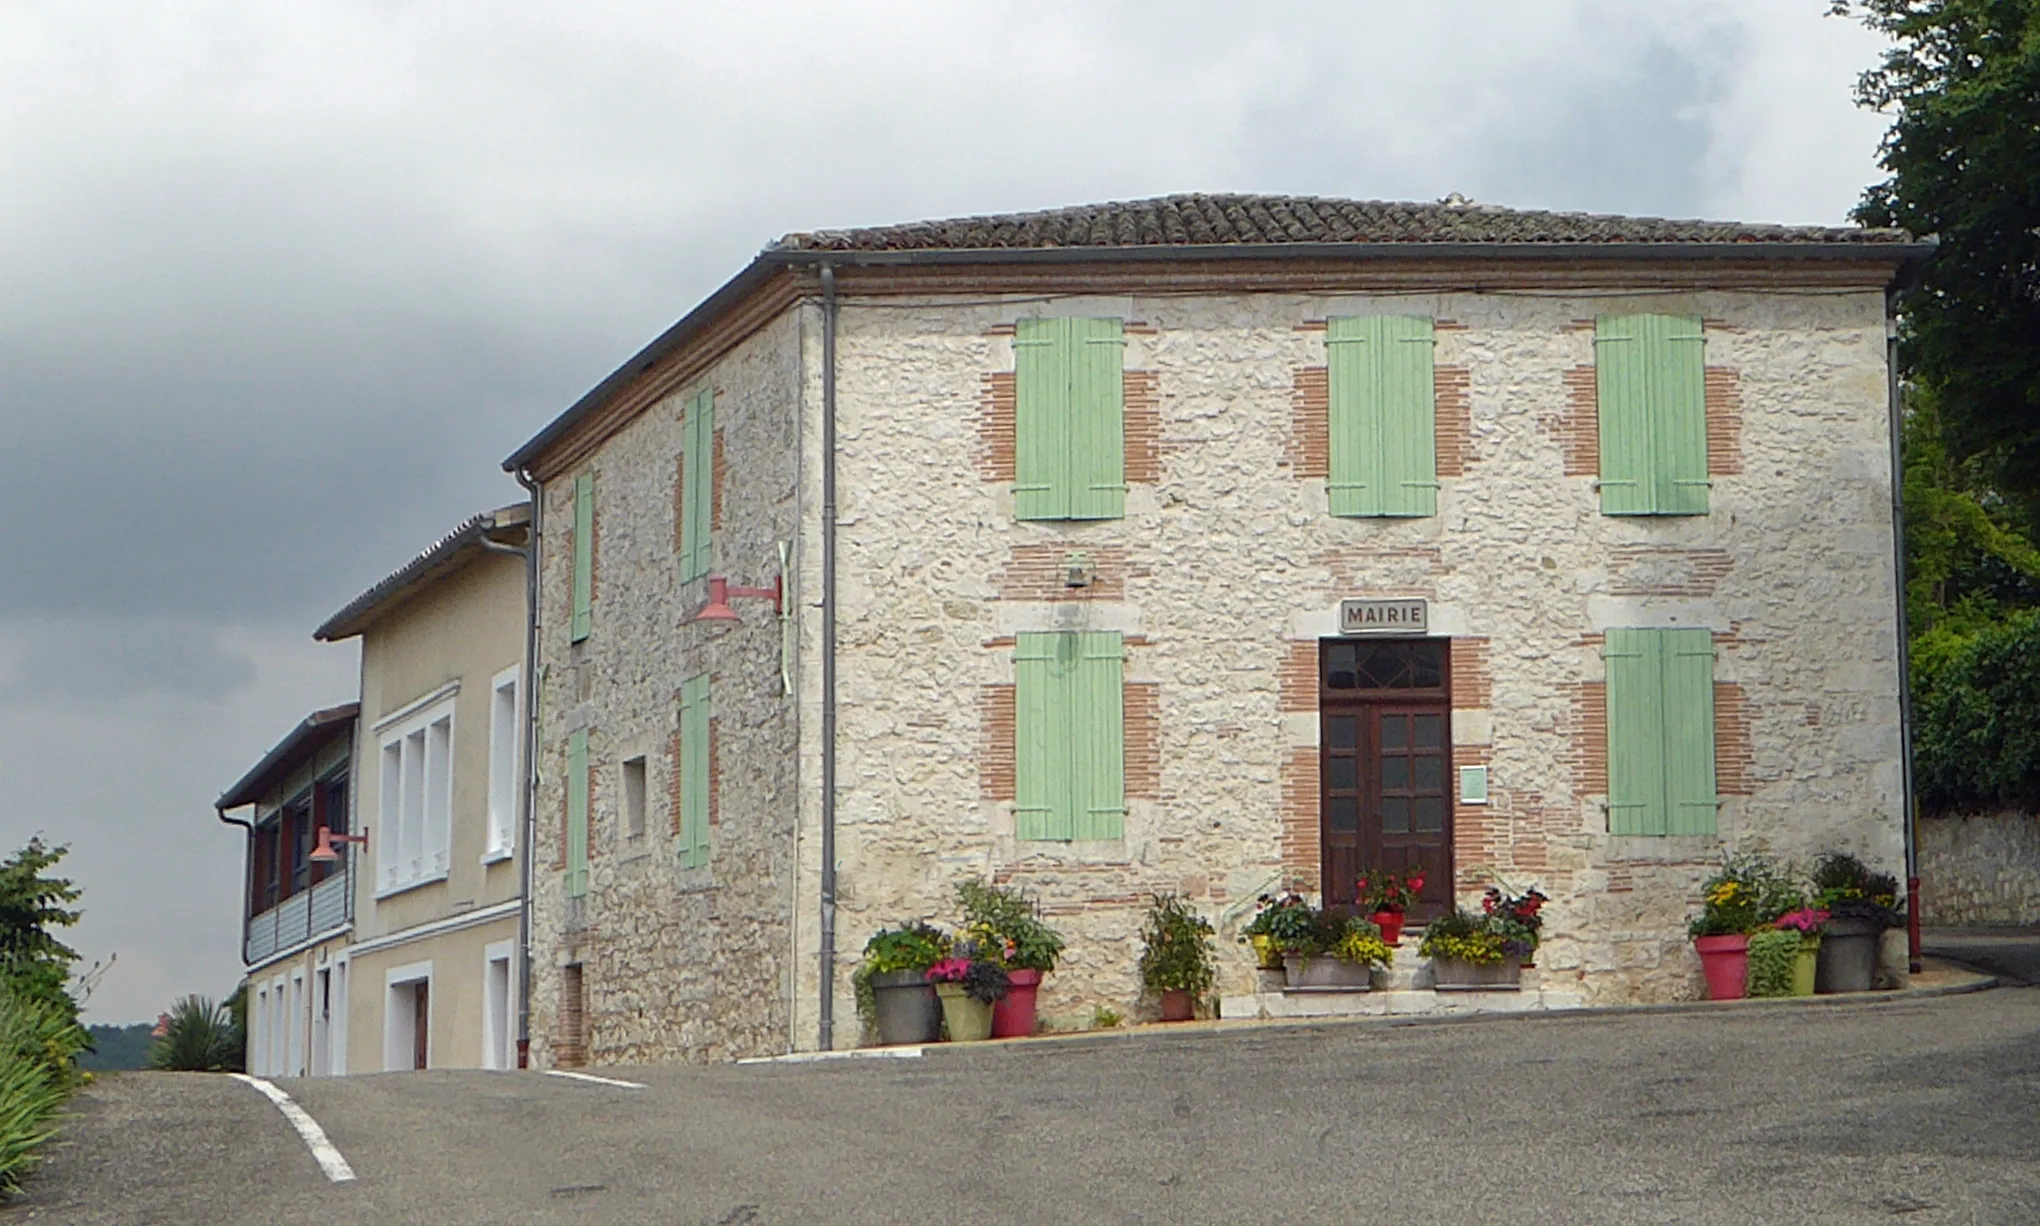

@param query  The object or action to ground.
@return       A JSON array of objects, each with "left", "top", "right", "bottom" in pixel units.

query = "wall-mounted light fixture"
[
  {"left": 309, "top": 827, "right": 369, "bottom": 863},
  {"left": 692, "top": 573, "right": 784, "bottom": 623}
]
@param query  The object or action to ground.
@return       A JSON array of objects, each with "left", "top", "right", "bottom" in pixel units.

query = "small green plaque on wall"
[{"left": 1459, "top": 765, "right": 1489, "bottom": 805}]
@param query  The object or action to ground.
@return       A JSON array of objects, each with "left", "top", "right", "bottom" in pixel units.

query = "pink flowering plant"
[
  {"left": 1774, "top": 907, "right": 1830, "bottom": 935},
  {"left": 924, "top": 940, "right": 1011, "bottom": 1004}
]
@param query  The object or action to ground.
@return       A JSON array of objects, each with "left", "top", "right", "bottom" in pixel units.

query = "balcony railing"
[{"left": 245, "top": 871, "right": 352, "bottom": 965}]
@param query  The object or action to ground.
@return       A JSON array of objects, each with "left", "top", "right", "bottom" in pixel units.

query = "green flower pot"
[
  {"left": 934, "top": 982, "right": 994, "bottom": 1042},
  {"left": 1792, "top": 939, "right": 1819, "bottom": 997}
]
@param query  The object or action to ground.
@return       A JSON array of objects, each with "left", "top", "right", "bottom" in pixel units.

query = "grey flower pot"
[
  {"left": 869, "top": 969, "right": 942, "bottom": 1045},
  {"left": 1431, "top": 956, "right": 1523, "bottom": 991},
  {"left": 1814, "top": 916, "right": 1882, "bottom": 994},
  {"left": 1282, "top": 953, "right": 1373, "bottom": 990}
]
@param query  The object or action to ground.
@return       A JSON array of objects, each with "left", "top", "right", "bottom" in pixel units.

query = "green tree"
[
  {"left": 1838, "top": 0, "right": 2040, "bottom": 522},
  {"left": 0, "top": 840, "right": 82, "bottom": 1029}
]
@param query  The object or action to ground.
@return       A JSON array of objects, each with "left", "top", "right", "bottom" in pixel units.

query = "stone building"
[{"left": 502, "top": 194, "right": 1930, "bottom": 1063}]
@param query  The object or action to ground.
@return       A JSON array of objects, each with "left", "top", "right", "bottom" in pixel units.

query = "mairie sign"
[{"left": 1339, "top": 598, "right": 1428, "bottom": 636}]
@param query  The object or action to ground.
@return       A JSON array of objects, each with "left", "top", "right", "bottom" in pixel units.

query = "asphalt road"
[
  {"left": 1923, "top": 926, "right": 2040, "bottom": 985},
  {"left": 17, "top": 986, "right": 2040, "bottom": 1226}
]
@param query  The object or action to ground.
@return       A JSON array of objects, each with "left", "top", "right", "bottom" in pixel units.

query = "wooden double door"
[{"left": 1319, "top": 638, "right": 1453, "bottom": 920}]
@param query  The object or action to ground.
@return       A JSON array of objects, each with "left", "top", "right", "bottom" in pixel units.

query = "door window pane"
[
  {"left": 1414, "top": 755, "right": 1442, "bottom": 791},
  {"left": 1325, "top": 715, "right": 1357, "bottom": 749},
  {"left": 1325, "top": 644, "right": 1358, "bottom": 689},
  {"left": 1328, "top": 797, "right": 1359, "bottom": 832},
  {"left": 1413, "top": 714, "right": 1443, "bottom": 749},
  {"left": 1414, "top": 797, "right": 1444, "bottom": 833},
  {"left": 1327, "top": 757, "right": 1358, "bottom": 791},
  {"left": 1380, "top": 798, "right": 1410, "bottom": 834},
  {"left": 1380, "top": 757, "right": 1409, "bottom": 791},
  {"left": 1381, "top": 717, "right": 1408, "bottom": 750}
]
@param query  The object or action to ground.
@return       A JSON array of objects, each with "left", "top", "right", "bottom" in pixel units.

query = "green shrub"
[
  {"left": 0, "top": 981, "right": 87, "bottom": 1195},
  {"left": 1417, "top": 908, "right": 1506, "bottom": 965},
  {"left": 1745, "top": 929, "right": 1801, "bottom": 998},
  {"left": 955, "top": 879, "right": 1065, "bottom": 973},
  {"left": 148, "top": 996, "right": 242, "bottom": 1073},
  {"left": 1137, "top": 893, "right": 1215, "bottom": 996},
  {"left": 1913, "top": 610, "right": 2040, "bottom": 812}
]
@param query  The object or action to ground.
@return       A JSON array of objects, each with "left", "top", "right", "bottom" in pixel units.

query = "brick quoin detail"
[
  {"left": 667, "top": 729, "right": 683, "bottom": 837},
  {"left": 1124, "top": 371, "right": 1162, "bottom": 484},
  {"left": 1554, "top": 366, "right": 1600, "bottom": 476},
  {"left": 1287, "top": 366, "right": 1329, "bottom": 477},
  {"left": 1278, "top": 640, "right": 1318, "bottom": 713},
  {"left": 980, "top": 685, "right": 1015, "bottom": 801},
  {"left": 1434, "top": 365, "right": 1474, "bottom": 478},
  {"left": 711, "top": 429, "right": 728, "bottom": 531},
  {"left": 1280, "top": 750, "right": 1319, "bottom": 883},
  {"left": 1705, "top": 367, "right": 1743, "bottom": 476},
  {"left": 555, "top": 787, "right": 569, "bottom": 871},
  {"left": 556, "top": 966, "right": 586, "bottom": 1069},
  {"left": 707, "top": 718, "right": 721, "bottom": 828},
  {"left": 671, "top": 454, "right": 687, "bottom": 555},
  {"left": 585, "top": 768, "right": 599, "bottom": 860},
  {"left": 1450, "top": 637, "right": 1492, "bottom": 708},
  {"left": 1715, "top": 682, "right": 1753, "bottom": 796},
  {"left": 1124, "top": 682, "right": 1161, "bottom": 800},
  {"left": 1567, "top": 681, "right": 1609, "bottom": 800},
  {"left": 978, "top": 372, "right": 1017, "bottom": 482},
  {"left": 997, "top": 544, "right": 1135, "bottom": 601},
  {"left": 1609, "top": 547, "right": 1736, "bottom": 598}
]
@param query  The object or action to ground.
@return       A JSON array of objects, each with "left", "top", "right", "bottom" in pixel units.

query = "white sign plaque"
[{"left": 1339, "top": 598, "right": 1429, "bottom": 636}]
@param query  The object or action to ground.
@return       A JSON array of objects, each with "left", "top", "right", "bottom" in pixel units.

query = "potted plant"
[
  {"left": 925, "top": 939, "right": 1010, "bottom": 1042},
  {"left": 1138, "top": 893, "right": 1216, "bottom": 1022},
  {"left": 956, "top": 879, "right": 1066, "bottom": 1038},
  {"left": 1744, "top": 928, "right": 1801, "bottom": 998},
  {"left": 853, "top": 920, "right": 951, "bottom": 1046},
  {"left": 1418, "top": 907, "right": 1521, "bottom": 990},
  {"left": 1239, "top": 892, "right": 1310, "bottom": 970},
  {"left": 1774, "top": 907, "right": 1830, "bottom": 996},
  {"left": 1356, "top": 869, "right": 1424, "bottom": 945},
  {"left": 1810, "top": 853, "right": 1903, "bottom": 994},
  {"left": 1480, "top": 883, "right": 1548, "bottom": 968},
  {"left": 1687, "top": 860, "right": 1762, "bottom": 1000},
  {"left": 1284, "top": 912, "right": 1393, "bottom": 990}
]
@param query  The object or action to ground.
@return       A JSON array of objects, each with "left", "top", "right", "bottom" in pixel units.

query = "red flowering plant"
[
  {"left": 1481, "top": 884, "right": 1549, "bottom": 961},
  {"left": 1357, "top": 870, "right": 1426, "bottom": 915},
  {"left": 925, "top": 939, "right": 1011, "bottom": 1004}
]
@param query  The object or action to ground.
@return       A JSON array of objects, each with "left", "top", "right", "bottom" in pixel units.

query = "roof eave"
[
  {"left": 215, "top": 703, "right": 360, "bottom": 812},
  {"left": 312, "top": 509, "right": 529, "bottom": 642}
]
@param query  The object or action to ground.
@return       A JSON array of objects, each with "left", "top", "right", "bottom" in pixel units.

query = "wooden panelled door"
[{"left": 1320, "top": 638, "right": 1453, "bottom": 920}]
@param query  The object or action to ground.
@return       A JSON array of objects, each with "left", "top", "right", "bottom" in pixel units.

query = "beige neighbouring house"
[
  {"left": 502, "top": 194, "right": 1932, "bottom": 1065},
  {"left": 310, "top": 504, "right": 531, "bottom": 1072}
]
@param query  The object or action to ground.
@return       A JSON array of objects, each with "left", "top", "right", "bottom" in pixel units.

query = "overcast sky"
[{"left": 1, "top": 1, "right": 1895, "bottom": 1024}]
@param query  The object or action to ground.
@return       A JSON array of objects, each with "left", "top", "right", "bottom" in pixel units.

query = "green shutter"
[
  {"left": 1070, "top": 632, "right": 1126, "bottom": 840},
  {"left": 679, "top": 674, "right": 710, "bottom": 868},
  {"left": 1014, "top": 632, "right": 1124, "bottom": 841},
  {"left": 1014, "top": 634, "right": 1069, "bottom": 840},
  {"left": 1596, "top": 315, "right": 1708, "bottom": 516},
  {"left": 1013, "top": 318, "right": 1124, "bottom": 520},
  {"left": 1662, "top": 629, "right": 1719, "bottom": 836},
  {"left": 566, "top": 729, "right": 589, "bottom": 897},
  {"left": 1327, "top": 316, "right": 1438, "bottom": 517},
  {"left": 1604, "top": 628, "right": 1718, "bottom": 837},
  {"left": 570, "top": 473, "right": 594, "bottom": 642},
  {"left": 679, "top": 390, "right": 714, "bottom": 581}
]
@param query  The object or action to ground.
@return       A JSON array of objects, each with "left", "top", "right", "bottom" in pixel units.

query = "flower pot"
[
  {"left": 1694, "top": 933, "right": 1749, "bottom": 1000},
  {"left": 991, "top": 969, "right": 1042, "bottom": 1038},
  {"left": 1370, "top": 910, "right": 1405, "bottom": 946},
  {"left": 1158, "top": 988, "right": 1196, "bottom": 1022},
  {"left": 869, "top": 969, "right": 942, "bottom": 1046},
  {"left": 1248, "top": 934, "right": 1285, "bottom": 970},
  {"left": 1815, "top": 917, "right": 1881, "bottom": 994},
  {"left": 1282, "top": 953, "right": 1373, "bottom": 990},
  {"left": 1792, "top": 939, "right": 1819, "bottom": 997},
  {"left": 934, "top": 982, "right": 994, "bottom": 1041},
  {"left": 1430, "top": 956, "right": 1522, "bottom": 991}
]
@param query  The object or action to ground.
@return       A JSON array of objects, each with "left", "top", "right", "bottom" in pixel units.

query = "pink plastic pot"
[
  {"left": 991, "top": 969, "right": 1042, "bottom": 1038},
  {"left": 1694, "top": 933, "right": 1750, "bottom": 1000},
  {"left": 1371, "top": 910, "right": 1405, "bottom": 946}
]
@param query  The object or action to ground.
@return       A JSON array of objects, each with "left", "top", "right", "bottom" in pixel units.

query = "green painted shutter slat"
[
  {"left": 1328, "top": 316, "right": 1437, "bottom": 517},
  {"left": 679, "top": 390, "right": 714, "bottom": 581},
  {"left": 679, "top": 674, "right": 710, "bottom": 868},
  {"left": 1014, "top": 320, "right": 1070, "bottom": 520},
  {"left": 1596, "top": 315, "right": 1707, "bottom": 516},
  {"left": 1067, "top": 319, "right": 1126, "bottom": 520},
  {"left": 1662, "top": 629, "right": 1719, "bottom": 836},
  {"left": 1014, "top": 634, "right": 1068, "bottom": 840},
  {"left": 1604, "top": 629, "right": 1667, "bottom": 835},
  {"left": 1071, "top": 632, "right": 1126, "bottom": 840},
  {"left": 566, "top": 729, "right": 589, "bottom": 897},
  {"left": 570, "top": 473, "right": 594, "bottom": 642}
]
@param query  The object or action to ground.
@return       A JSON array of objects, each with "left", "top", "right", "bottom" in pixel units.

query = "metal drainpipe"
[
  {"left": 1886, "top": 292, "right": 1922, "bottom": 974},
  {"left": 818, "top": 261, "right": 839, "bottom": 1051},
  {"left": 511, "top": 470, "right": 544, "bottom": 1065},
  {"left": 218, "top": 806, "right": 255, "bottom": 970}
]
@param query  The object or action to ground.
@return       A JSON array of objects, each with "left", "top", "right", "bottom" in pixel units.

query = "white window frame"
[
  {"left": 484, "top": 665, "right": 521, "bottom": 863},
  {"left": 482, "top": 939, "right": 515, "bottom": 1071},
  {"left": 287, "top": 970, "right": 306, "bottom": 1077},
  {"left": 329, "top": 956, "right": 350, "bottom": 1076},
  {"left": 251, "top": 985, "right": 268, "bottom": 1077},
  {"left": 383, "top": 960, "right": 433, "bottom": 1072},
  {"left": 376, "top": 694, "right": 457, "bottom": 897}
]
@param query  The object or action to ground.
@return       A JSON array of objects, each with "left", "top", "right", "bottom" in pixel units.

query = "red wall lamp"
[
  {"left": 692, "top": 573, "right": 783, "bottom": 623},
  {"left": 309, "top": 827, "right": 368, "bottom": 863}
]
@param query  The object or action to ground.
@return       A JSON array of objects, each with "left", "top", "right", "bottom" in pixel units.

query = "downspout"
[
  {"left": 218, "top": 806, "right": 255, "bottom": 969},
  {"left": 818, "top": 261, "right": 839, "bottom": 1050},
  {"left": 1886, "top": 290, "right": 1922, "bottom": 974},
  {"left": 510, "top": 472, "right": 544, "bottom": 1065}
]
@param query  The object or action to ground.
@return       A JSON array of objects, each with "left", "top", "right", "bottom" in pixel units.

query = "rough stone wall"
[
  {"left": 528, "top": 308, "right": 804, "bottom": 1066},
  {"left": 1920, "top": 810, "right": 2040, "bottom": 925},
  {"left": 822, "top": 286, "right": 1904, "bottom": 1021}
]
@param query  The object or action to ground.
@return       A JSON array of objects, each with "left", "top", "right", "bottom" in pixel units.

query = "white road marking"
[
  {"left": 544, "top": 1069, "right": 647, "bottom": 1089},
  {"left": 736, "top": 1046, "right": 924, "bottom": 1065},
  {"left": 228, "top": 1073, "right": 356, "bottom": 1183}
]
